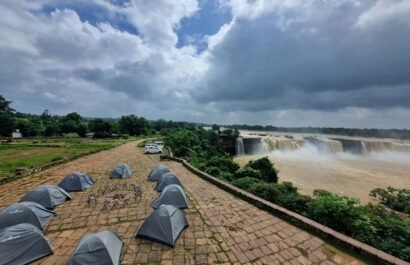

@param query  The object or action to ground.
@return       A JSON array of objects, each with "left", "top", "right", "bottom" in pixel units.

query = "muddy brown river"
[{"left": 234, "top": 133, "right": 410, "bottom": 203}]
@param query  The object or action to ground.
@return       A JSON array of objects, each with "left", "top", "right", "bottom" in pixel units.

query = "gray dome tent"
[
  {"left": 59, "top": 172, "right": 95, "bottom": 192},
  {"left": 110, "top": 163, "right": 132, "bottom": 179},
  {"left": 0, "top": 223, "right": 53, "bottom": 265},
  {"left": 147, "top": 165, "right": 170, "bottom": 182},
  {"left": 67, "top": 230, "right": 123, "bottom": 265},
  {"left": 152, "top": 184, "right": 188, "bottom": 209},
  {"left": 155, "top": 172, "right": 183, "bottom": 192},
  {"left": 20, "top": 184, "right": 72, "bottom": 209},
  {"left": 136, "top": 204, "right": 188, "bottom": 247},
  {"left": 0, "top": 202, "right": 54, "bottom": 231}
]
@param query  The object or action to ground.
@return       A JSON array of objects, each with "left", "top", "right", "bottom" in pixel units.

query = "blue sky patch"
[
  {"left": 41, "top": 2, "right": 139, "bottom": 35},
  {"left": 176, "top": 0, "right": 232, "bottom": 52}
]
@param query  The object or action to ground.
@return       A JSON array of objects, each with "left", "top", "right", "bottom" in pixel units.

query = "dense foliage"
[
  {"left": 245, "top": 157, "right": 278, "bottom": 182},
  {"left": 119, "top": 115, "right": 150, "bottom": 136},
  {"left": 165, "top": 127, "right": 410, "bottom": 261},
  {"left": 0, "top": 95, "right": 15, "bottom": 137},
  {"left": 0, "top": 95, "right": 154, "bottom": 138},
  {"left": 370, "top": 187, "right": 410, "bottom": 214},
  {"left": 233, "top": 176, "right": 410, "bottom": 260}
]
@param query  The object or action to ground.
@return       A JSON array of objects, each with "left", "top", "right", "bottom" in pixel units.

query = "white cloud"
[{"left": 355, "top": 0, "right": 410, "bottom": 29}]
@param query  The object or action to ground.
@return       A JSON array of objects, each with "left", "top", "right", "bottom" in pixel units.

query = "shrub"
[
  {"left": 353, "top": 205, "right": 410, "bottom": 260},
  {"left": 205, "top": 156, "right": 240, "bottom": 174},
  {"left": 63, "top": 133, "right": 80, "bottom": 138},
  {"left": 245, "top": 157, "right": 278, "bottom": 182},
  {"left": 232, "top": 177, "right": 261, "bottom": 190},
  {"left": 51, "top": 156, "right": 64, "bottom": 162},
  {"left": 370, "top": 187, "right": 410, "bottom": 214},
  {"left": 204, "top": 166, "right": 222, "bottom": 177},
  {"left": 307, "top": 191, "right": 361, "bottom": 234},
  {"left": 249, "top": 182, "right": 275, "bottom": 200},
  {"left": 234, "top": 167, "right": 262, "bottom": 179},
  {"left": 218, "top": 171, "right": 234, "bottom": 182},
  {"left": 277, "top": 193, "right": 312, "bottom": 214}
]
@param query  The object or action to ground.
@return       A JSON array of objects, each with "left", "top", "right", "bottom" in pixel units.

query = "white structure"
[{"left": 12, "top": 129, "right": 22, "bottom": 138}]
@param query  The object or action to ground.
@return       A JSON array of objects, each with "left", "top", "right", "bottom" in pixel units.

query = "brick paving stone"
[{"left": 0, "top": 140, "right": 372, "bottom": 264}]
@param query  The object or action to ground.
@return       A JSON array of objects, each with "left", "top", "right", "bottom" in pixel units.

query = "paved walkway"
[{"left": 0, "top": 141, "right": 367, "bottom": 265}]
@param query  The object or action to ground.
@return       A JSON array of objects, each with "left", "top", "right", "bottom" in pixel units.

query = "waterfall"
[
  {"left": 361, "top": 141, "right": 410, "bottom": 153},
  {"left": 322, "top": 139, "right": 343, "bottom": 153},
  {"left": 236, "top": 137, "right": 245, "bottom": 156},
  {"left": 392, "top": 143, "right": 410, "bottom": 152},
  {"left": 260, "top": 137, "right": 303, "bottom": 152},
  {"left": 305, "top": 137, "right": 343, "bottom": 153}
]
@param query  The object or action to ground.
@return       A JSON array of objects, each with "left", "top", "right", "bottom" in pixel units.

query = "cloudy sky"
[{"left": 1, "top": 0, "right": 410, "bottom": 129}]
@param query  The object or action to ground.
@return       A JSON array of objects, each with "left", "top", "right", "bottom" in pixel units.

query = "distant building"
[
  {"left": 86, "top": 132, "right": 95, "bottom": 138},
  {"left": 12, "top": 129, "right": 22, "bottom": 138}
]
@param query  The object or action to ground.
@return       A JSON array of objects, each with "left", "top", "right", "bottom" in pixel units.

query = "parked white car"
[{"left": 144, "top": 144, "right": 162, "bottom": 154}]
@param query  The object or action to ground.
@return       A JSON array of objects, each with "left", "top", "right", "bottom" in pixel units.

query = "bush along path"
[{"left": 164, "top": 127, "right": 410, "bottom": 262}]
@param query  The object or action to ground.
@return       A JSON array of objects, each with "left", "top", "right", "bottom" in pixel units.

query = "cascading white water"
[
  {"left": 242, "top": 132, "right": 410, "bottom": 156},
  {"left": 236, "top": 137, "right": 245, "bottom": 156},
  {"left": 361, "top": 140, "right": 410, "bottom": 154},
  {"left": 261, "top": 137, "right": 303, "bottom": 153},
  {"left": 320, "top": 138, "right": 344, "bottom": 153}
]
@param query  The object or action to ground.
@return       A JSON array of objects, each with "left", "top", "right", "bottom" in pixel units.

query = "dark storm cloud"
[{"left": 194, "top": 1, "right": 410, "bottom": 111}]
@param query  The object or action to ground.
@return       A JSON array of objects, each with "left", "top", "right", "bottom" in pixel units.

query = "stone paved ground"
[{"left": 0, "top": 140, "right": 369, "bottom": 265}]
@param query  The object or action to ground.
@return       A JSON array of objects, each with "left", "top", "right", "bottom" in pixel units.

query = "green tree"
[
  {"left": 233, "top": 128, "right": 240, "bottom": 138},
  {"left": 14, "top": 118, "right": 39, "bottom": 136},
  {"left": 40, "top": 110, "right": 59, "bottom": 136},
  {"left": 245, "top": 157, "right": 278, "bottom": 183},
  {"left": 370, "top": 187, "right": 410, "bottom": 214},
  {"left": 232, "top": 177, "right": 261, "bottom": 190},
  {"left": 60, "top": 112, "right": 82, "bottom": 134},
  {"left": 89, "top": 118, "right": 113, "bottom": 138},
  {"left": 234, "top": 167, "right": 262, "bottom": 179},
  {"left": 0, "top": 95, "right": 15, "bottom": 136},
  {"left": 222, "top": 128, "right": 233, "bottom": 136},
  {"left": 211, "top": 124, "right": 220, "bottom": 131},
  {"left": 119, "top": 115, "right": 150, "bottom": 136},
  {"left": 77, "top": 123, "right": 88, "bottom": 137},
  {"left": 44, "top": 122, "right": 59, "bottom": 137},
  {"left": 307, "top": 191, "right": 361, "bottom": 234}
]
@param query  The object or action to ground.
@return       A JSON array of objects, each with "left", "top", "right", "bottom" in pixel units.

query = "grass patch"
[{"left": 0, "top": 138, "right": 131, "bottom": 180}]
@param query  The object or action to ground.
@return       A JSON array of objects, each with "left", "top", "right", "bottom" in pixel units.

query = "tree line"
[{"left": 0, "top": 95, "right": 191, "bottom": 138}]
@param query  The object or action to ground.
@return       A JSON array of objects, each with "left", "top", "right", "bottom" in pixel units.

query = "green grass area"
[{"left": 0, "top": 138, "right": 131, "bottom": 180}]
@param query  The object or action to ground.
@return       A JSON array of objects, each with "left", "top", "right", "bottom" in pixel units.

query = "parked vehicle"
[{"left": 144, "top": 144, "right": 162, "bottom": 154}]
